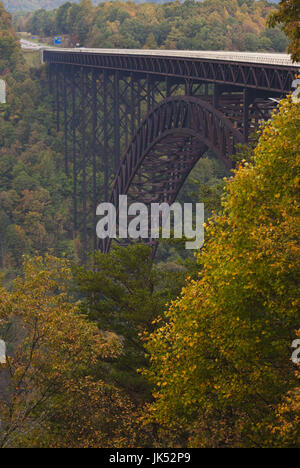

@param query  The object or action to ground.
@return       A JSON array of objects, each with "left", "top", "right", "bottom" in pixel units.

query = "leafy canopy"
[
  {"left": 268, "top": 0, "right": 300, "bottom": 61},
  {"left": 0, "top": 254, "right": 140, "bottom": 448},
  {"left": 143, "top": 95, "right": 300, "bottom": 447}
]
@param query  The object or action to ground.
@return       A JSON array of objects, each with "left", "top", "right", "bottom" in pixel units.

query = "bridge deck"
[
  {"left": 43, "top": 48, "right": 300, "bottom": 67},
  {"left": 43, "top": 48, "right": 299, "bottom": 94},
  {"left": 47, "top": 49, "right": 300, "bottom": 67}
]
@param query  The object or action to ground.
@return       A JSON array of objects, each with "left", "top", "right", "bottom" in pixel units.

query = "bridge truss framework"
[{"left": 45, "top": 50, "right": 298, "bottom": 257}]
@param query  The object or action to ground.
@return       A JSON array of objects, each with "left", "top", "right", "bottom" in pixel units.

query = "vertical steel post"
[
  {"left": 137, "top": 79, "right": 142, "bottom": 126},
  {"left": 63, "top": 67, "right": 69, "bottom": 175},
  {"left": 147, "top": 74, "right": 151, "bottom": 113},
  {"left": 131, "top": 73, "right": 135, "bottom": 138},
  {"left": 125, "top": 81, "right": 129, "bottom": 149},
  {"left": 213, "top": 84, "right": 221, "bottom": 109},
  {"left": 81, "top": 67, "right": 87, "bottom": 260},
  {"left": 48, "top": 64, "right": 55, "bottom": 125},
  {"left": 114, "top": 71, "right": 120, "bottom": 173},
  {"left": 92, "top": 69, "right": 98, "bottom": 250},
  {"left": 166, "top": 76, "right": 170, "bottom": 97},
  {"left": 56, "top": 65, "right": 60, "bottom": 132},
  {"left": 103, "top": 70, "right": 109, "bottom": 201},
  {"left": 185, "top": 79, "right": 192, "bottom": 96},
  {"left": 48, "top": 64, "right": 53, "bottom": 94},
  {"left": 243, "top": 88, "right": 251, "bottom": 143},
  {"left": 71, "top": 70, "right": 78, "bottom": 234}
]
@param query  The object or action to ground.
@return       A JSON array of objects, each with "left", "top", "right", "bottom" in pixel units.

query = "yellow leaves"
[
  {"left": 0, "top": 254, "right": 127, "bottom": 447},
  {"left": 142, "top": 94, "right": 300, "bottom": 444}
]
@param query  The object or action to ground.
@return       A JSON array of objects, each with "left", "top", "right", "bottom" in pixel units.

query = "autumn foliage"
[
  {"left": 0, "top": 1, "right": 20, "bottom": 72},
  {"left": 21, "top": 0, "right": 289, "bottom": 54},
  {"left": 271, "top": 329, "right": 300, "bottom": 448},
  {"left": 268, "top": 0, "right": 300, "bottom": 62},
  {"left": 143, "top": 96, "right": 300, "bottom": 447},
  {"left": 0, "top": 255, "right": 141, "bottom": 448},
  {"left": 0, "top": 0, "right": 299, "bottom": 449}
]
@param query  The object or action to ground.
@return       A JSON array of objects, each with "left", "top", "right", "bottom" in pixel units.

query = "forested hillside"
[
  {"left": 0, "top": 0, "right": 299, "bottom": 449},
  {"left": 18, "top": 0, "right": 288, "bottom": 52},
  {"left": 3, "top": 0, "right": 81, "bottom": 13},
  {"left": 0, "top": 1, "right": 20, "bottom": 69},
  {"left": 3, "top": 0, "right": 192, "bottom": 14},
  {"left": 144, "top": 94, "right": 300, "bottom": 447},
  {"left": 0, "top": 2, "right": 76, "bottom": 278}
]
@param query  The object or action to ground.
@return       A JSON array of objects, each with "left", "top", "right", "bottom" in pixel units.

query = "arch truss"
[
  {"left": 47, "top": 61, "right": 286, "bottom": 257},
  {"left": 101, "top": 96, "right": 245, "bottom": 252}
]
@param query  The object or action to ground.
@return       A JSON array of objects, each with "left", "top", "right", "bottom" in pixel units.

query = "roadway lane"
[{"left": 20, "top": 39, "right": 47, "bottom": 51}]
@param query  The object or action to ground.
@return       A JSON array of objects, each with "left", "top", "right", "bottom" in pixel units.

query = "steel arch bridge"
[
  {"left": 43, "top": 48, "right": 299, "bottom": 255},
  {"left": 102, "top": 96, "right": 245, "bottom": 253}
]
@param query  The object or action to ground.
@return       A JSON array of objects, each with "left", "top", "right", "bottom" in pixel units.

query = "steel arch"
[{"left": 101, "top": 96, "right": 245, "bottom": 252}]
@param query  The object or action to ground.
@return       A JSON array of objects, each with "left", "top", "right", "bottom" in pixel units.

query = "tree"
[
  {"left": 268, "top": 0, "right": 300, "bottom": 61},
  {"left": 56, "top": 2, "right": 73, "bottom": 34},
  {"left": 0, "top": 254, "right": 139, "bottom": 448},
  {"left": 270, "top": 330, "right": 300, "bottom": 448},
  {"left": 0, "top": 2, "right": 21, "bottom": 72},
  {"left": 263, "top": 27, "right": 289, "bottom": 53},
  {"left": 143, "top": 95, "right": 300, "bottom": 447},
  {"left": 75, "top": 244, "right": 195, "bottom": 402},
  {"left": 24, "top": 0, "right": 290, "bottom": 54}
]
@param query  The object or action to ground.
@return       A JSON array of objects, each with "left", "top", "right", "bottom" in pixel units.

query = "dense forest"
[
  {"left": 4, "top": 0, "right": 83, "bottom": 14},
  {"left": 0, "top": 2, "right": 75, "bottom": 278},
  {"left": 16, "top": 0, "right": 288, "bottom": 52},
  {"left": 3, "top": 0, "right": 196, "bottom": 14},
  {"left": 0, "top": 0, "right": 299, "bottom": 449}
]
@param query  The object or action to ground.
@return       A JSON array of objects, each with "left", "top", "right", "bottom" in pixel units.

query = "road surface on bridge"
[{"left": 43, "top": 48, "right": 300, "bottom": 67}]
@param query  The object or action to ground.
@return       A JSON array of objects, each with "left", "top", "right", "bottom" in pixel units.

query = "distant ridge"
[
  {"left": 3, "top": 0, "right": 280, "bottom": 14},
  {"left": 3, "top": 0, "right": 81, "bottom": 13}
]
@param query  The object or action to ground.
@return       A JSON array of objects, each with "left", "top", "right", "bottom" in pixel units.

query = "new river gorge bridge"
[{"left": 43, "top": 48, "right": 299, "bottom": 254}]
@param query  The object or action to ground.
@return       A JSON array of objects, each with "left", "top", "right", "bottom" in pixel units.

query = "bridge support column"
[
  {"left": 92, "top": 70, "right": 99, "bottom": 250},
  {"left": 113, "top": 71, "right": 120, "bottom": 177},
  {"left": 80, "top": 68, "right": 87, "bottom": 261},
  {"left": 63, "top": 67, "right": 69, "bottom": 176},
  {"left": 130, "top": 74, "right": 136, "bottom": 139},
  {"left": 103, "top": 70, "right": 109, "bottom": 201},
  {"left": 71, "top": 70, "right": 78, "bottom": 236},
  {"left": 55, "top": 65, "right": 60, "bottom": 133},
  {"left": 243, "top": 88, "right": 251, "bottom": 143},
  {"left": 213, "top": 84, "right": 223, "bottom": 109},
  {"left": 185, "top": 79, "right": 193, "bottom": 95}
]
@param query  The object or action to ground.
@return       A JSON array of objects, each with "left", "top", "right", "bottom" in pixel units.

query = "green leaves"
[
  {"left": 143, "top": 96, "right": 300, "bottom": 447},
  {"left": 0, "top": 254, "right": 134, "bottom": 448},
  {"left": 267, "top": 0, "right": 300, "bottom": 62},
  {"left": 75, "top": 243, "right": 191, "bottom": 402}
]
